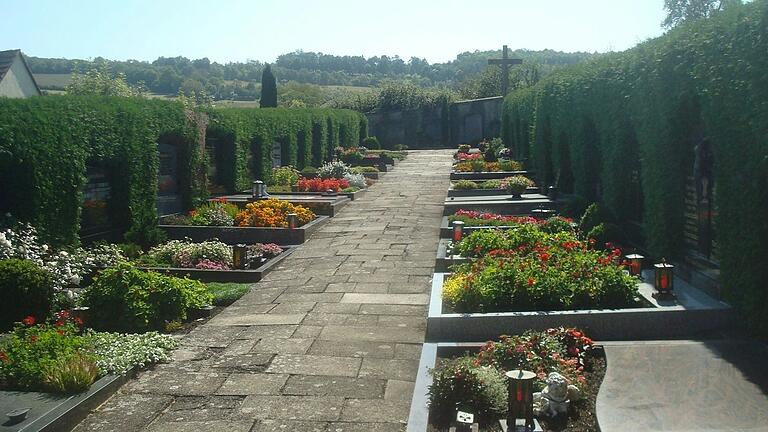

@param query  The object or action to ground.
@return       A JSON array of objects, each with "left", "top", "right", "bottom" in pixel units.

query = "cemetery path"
[
  {"left": 597, "top": 340, "right": 768, "bottom": 432},
  {"left": 74, "top": 149, "right": 453, "bottom": 432}
]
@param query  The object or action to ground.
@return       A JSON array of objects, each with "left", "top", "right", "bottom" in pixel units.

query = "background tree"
[
  {"left": 662, "top": 0, "right": 742, "bottom": 28},
  {"left": 260, "top": 64, "right": 278, "bottom": 108},
  {"left": 66, "top": 64, "right": 146, "bottom": 97}
]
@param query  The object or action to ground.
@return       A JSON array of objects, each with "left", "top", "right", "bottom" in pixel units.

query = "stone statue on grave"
[{"left": 532, "top": 372, "right": 581, "bottom": 418}]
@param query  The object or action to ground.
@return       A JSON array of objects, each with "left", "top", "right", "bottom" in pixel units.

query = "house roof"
[{"left": 0, "top": 49, "right": 42, "bottom": 95}]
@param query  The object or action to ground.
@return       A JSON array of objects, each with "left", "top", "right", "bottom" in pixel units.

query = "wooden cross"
[{"left": 488, "top": 45, "right": 523, "bottom": 96}]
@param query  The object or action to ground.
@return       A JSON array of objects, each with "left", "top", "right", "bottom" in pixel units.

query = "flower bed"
[
  {"left": 442, "top": 222, "right": 640, "bottom": 313},
  {"left": 134, "top": 239, "right": 292, "bottom": 283},
  {"left": 410, "top": 329, "right": 605, "bottom": 432},
  {"left": 0, "top": 313, "right": 177, "bottom": 394}
]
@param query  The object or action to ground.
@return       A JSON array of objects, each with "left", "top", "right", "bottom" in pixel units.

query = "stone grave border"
[
  {"left": 449, "top": 170, "right": 532, "bottom": 181},
  {"left": 137, "top": 245, "right": 296, "bottom": 283},
  {"left": 158, "top": 215, "right": 329, "bottom": 245},
  {"left": 427, "top": 272, "right": 737, "bottom": 342}
]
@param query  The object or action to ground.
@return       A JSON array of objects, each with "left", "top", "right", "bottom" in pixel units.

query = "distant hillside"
[{"left": 27, "top": 48, "right": 597, "bottom": 100}]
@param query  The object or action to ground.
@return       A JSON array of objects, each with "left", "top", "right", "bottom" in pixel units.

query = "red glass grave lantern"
[
  {"left": 625, "top": 253, "right": 644, "bottom": 276},
  {"left": 452, "top": 220, "right": 465, "bottom": 242},
  {"left": 653, "top": 259, "right": 675, "bottom": 298},
  {"left": 506, "top": 369, "right": 536, "bottom": 431}
]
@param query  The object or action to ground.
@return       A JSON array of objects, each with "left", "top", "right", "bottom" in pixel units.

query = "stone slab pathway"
[
  {"left": 597, "top": 340, "right": 768, "bottom": 432},
  {"left": 74, "top": 150, "right": 453, "bottom": 432}
]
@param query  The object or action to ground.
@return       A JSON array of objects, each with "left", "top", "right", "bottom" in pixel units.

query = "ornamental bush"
[
  {"left": 139, "top": 240, "right": 232, "bottom": 269},
  {"left": 82, "top": 262, "right": 212, "bottom": 332},
  {"left": 362, "top": 136, "right": 380, "bottom": 149},
  {"left": 234, "top": 198, "right": 315, "bottom": 228},
  {"left": 0, "top": 259, "right": 54, "bottom": 331},
  {"left": 269, "top": 166, "right": 300, "bottom": 187},
  {"left": 189, "top": 200, "right": 240, "bottom": 227},
  {"left": 317, "top": 161, "right": 352, "bottom": 179},
  {"left": 453, "top": 180, "right": 478, "bottom": 190}
]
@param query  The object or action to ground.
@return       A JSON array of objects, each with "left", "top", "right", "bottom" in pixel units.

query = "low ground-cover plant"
[
  {"left": 351, "top": 166, "right": 379, "bottom": 174},
  {"left": 429, "top": 328, "right": 593, "bottom": 427},
  {"left": 448, "top": 211, "right": 574, "bottom": 232},
  {"left": 453, "top": 180, "right": 478, "bottom": 190},
  {"left": 343, "top": 173, "right": 366, "bottom": 189},
  {"left": 85, "top": 330, "right": 178, "bottom": 375},
  {"left": 82, "top": 262, "right": 212, "bottom": 332},
  {"left": 235, "top": 199, "right": 315, "bottom": 228},
  {"left": 296, "top": 177, "right": 350, "bottom": 193},
  {"left": 206, "top": 282, "right": 251, "bottom": 306},
  {"left": 479, "top": 179, "right": 503, "bottom": 189}
]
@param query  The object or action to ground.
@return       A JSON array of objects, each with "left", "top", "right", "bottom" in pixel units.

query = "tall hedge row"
[
  {"left": 501, "top": 0, "right": 768, "bottom": 334},
  {"left": 206, "top": 107, "right": 367, "bottom": 192},
  {"left": 0, "top": 96, "right": 204, "bottom": 246}
]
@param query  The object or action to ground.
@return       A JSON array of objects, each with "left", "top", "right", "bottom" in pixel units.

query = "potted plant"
[{"left": 502, "top": 175, "right": 535, "bottom": 198}]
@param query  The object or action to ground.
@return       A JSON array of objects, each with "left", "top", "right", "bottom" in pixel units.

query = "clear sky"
[{"left": 2, "top": 0, "right": 668, "bottom": 63}]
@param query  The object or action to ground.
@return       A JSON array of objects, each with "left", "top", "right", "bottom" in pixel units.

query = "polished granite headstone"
[{"left": 597, "top": 340, "right": 768, "bottom": 431}]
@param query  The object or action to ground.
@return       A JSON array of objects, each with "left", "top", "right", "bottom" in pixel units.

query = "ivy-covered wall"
[
  {"left": 206, "top": 107, "right": 367, "bottom": 192},
  {"left": 0, "top": 96, "right": 205, "bottom": 246},
  {"left": 501, "top": 0, "right": 768, "bottom": 334}
]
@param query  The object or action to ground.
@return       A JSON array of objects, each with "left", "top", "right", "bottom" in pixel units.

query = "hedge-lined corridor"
[
  {"left": 0, "top": 97, "right": 367, "bottom": 246},
  {"left": 501, "top": 0, "right": 768, "bottom": 335}
]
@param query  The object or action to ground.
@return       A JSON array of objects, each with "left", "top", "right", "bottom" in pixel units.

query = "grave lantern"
[
  {"left": 625, "top": 253, "right": 644, "bottom": 277},
  {"left": 452, "top": 220, "right": 465, "bottom": 242},
  {"left": 506, "top": 369, "right": 536, "bottom": 431},
  {"left": 547, "top": 186, "right": 558, "bottom": 200},
  {"left": 252, "top": 180, "right": 268, "bottom": 200},
  {"left": 287, "top": 213, "right": 298, "bottom": 229},
  {"left": 653, "top": 259, "right": 675, "bottom": 299},
  {"left": 232, "top": 244, "right": 247, "bottom": 269}
]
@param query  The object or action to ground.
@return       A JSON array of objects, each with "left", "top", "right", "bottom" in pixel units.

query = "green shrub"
[
  {"left": 362, "top": 136, "right": 380, "bottom": 149},
  {"left": 269, "top": 166, "right": 300, "bottom": 186},
  {"left": 428, "top": 357, "right": 508, "bottom": 426},
  {"left": 0, "top": 259, "right": 54, "bottom": 330},
  {"left": 41, "top": 352, "right": 99, "bottom": 394},
  {"left": 188, "top": 201, "right": 239, "bottom": 227},
  {"left": 301, "top": 166, "right": 318, "bottom": 175},
  {"left": 453, "top": 180, "right": 478, "bottom": 190},
  {"left": 351, "top": 166, "right": 378, "bottom": 174},
  {"left": 82, "top": 262, "right": 212, "bottom": 332},
  {"left": 498, "top": 159, "right": 523, "bottom": 171}
]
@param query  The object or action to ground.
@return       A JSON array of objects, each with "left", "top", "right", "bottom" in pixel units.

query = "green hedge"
[
  {"left": 501, "top": 0, "right": 768, "bottom": 334},
  {"left": 0, "top": 96, "right": 205, "bottom": 246},
  {"left": 205, "top": 108, "right": 367, "bottom": 192}
]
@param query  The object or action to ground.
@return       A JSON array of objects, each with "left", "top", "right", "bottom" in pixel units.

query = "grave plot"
[
  {"left": 407, "top": 329, "right": 604, "bottom": 432},
  {"left": 133, "top": 239, "right": 294, "bottom": 283},
  {"left": 443, "top": 192, "right": 555, "bottom": 216},
  {"left": 448, "top": 179, "right": 539, "bottom": 197},
  {"left": 258, "top": 162, "right": 372, "bottom": 205},
  {"left": 428, "top": 198, "right": 736, "bottom": 343},
  {"left": 158, "top": 198, "right": 328, "bottom": 245},
  {"left": 451, "top": 142, "right": 534, "bottom": 181},
  {"left": 217, "top": 192, "right": 350, "bottom": 217}
]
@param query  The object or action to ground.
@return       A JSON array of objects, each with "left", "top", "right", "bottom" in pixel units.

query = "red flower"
[
  {"left": 527, "top": 278, "right": 535, "bottom": 286},
  {"left": 0, "top": 351, "right": 8, "bottom": 363},
  {"left": 74, "top": 317, "right": 84, "bottom": 327},
  {"left": 57, "top": 329, "right": 65, "bottom": 336},
  {"left": 29, "top": 335, "right": 39, "bottom": 343},
  {"left": 22, "top": 316, "right": 35, "bottom": 326}
]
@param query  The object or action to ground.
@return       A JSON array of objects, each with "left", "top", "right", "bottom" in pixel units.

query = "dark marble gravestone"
[
  {"left": 156, "top": 142, "right": 182, "bottom": 216},
  {"left": 271, "top": 142, "right": 282, "bottom": 168}
]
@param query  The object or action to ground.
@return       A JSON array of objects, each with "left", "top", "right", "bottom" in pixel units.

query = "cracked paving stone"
[
  {"left": 216, "top": 373, "right": 289, "bottom": 395},
  {"left": 266, "top": 354, "right": 361, "bottom": 377},
  {"left": 241, "top": 395, "right": 344, "bottom": 421}
]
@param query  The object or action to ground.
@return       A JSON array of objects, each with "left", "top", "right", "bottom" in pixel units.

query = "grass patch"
[{"left": 207, "top": 282, "right": 251, "bottom": 306}]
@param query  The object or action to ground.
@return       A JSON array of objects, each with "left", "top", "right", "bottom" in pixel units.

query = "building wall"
[
  {"left": 366, "top": 96, "right": 503, "bottom": 148},
  {"left": 0, "top": 57, "right": 40, "bottom": 98}
]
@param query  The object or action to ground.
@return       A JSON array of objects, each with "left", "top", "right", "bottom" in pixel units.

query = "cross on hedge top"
[{"left": 488, "top": 45, "right": 523, "bottom": 96}]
